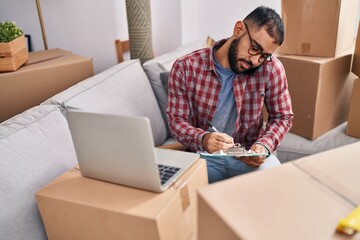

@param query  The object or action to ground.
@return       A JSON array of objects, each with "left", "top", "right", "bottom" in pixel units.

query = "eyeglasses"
[{"left": 244, "top": 23, "right": 272, "bottom": 63}]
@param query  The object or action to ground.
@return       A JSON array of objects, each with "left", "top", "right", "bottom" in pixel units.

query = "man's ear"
[{"left": 233, "top": 21, "right": 245, "bottom": 37}]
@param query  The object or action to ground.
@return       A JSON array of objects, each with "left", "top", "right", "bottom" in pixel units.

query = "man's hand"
[
  {"left": 202, "top": 132, "right": 234, "bottom": 153},
  {"left": 235, "top": 144, "right": 269, "bottom": 167}
]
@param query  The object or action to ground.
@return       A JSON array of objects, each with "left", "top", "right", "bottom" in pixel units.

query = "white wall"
[
  {"left": 0, "top": 0, "right": 125, "bottom": 73},
  {"left": 0, "top": 0, "right": 186, "bottom": 73},
  {"left": 151, "top": 0, "right": 182, "bottom": 56},
  {"left": 43, "top": 0, "right": 122, "bottom": 73},
  {"left": 0, "top": 0, "right": 44, "bottom": 51},
  {"left": 190, "top": 0, "right": 281, "bottom": 42},
  {"left": 0, "top": 0, "right": 290, "bottom": 74}
]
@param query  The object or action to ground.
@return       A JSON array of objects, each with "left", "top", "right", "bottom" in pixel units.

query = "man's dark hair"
[{"left": 244, "top": 6, "right": 284, "bottom": 45}]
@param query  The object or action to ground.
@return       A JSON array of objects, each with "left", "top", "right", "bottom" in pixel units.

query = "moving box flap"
[
  {"left": 25, "top": 48, "right": 70, "bottom": 65},
  {"left": 197, "top": 163, "right": 355, "bottom": 240},
  {"left": 294, "top": 141, "right": 360, "bottom": 204}
]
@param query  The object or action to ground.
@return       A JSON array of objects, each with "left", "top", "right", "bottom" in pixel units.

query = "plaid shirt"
[{"left": 167, "top": 39, "right": 293, "bottom": 152}]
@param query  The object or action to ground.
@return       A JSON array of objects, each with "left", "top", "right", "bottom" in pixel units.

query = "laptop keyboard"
[{"left": 157, "top": 164, "right": 181, "bottom": 185}]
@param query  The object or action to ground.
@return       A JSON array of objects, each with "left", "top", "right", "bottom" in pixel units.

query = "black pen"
[{"left": 206, "top": 120, "right": 220, "bottom": 133}]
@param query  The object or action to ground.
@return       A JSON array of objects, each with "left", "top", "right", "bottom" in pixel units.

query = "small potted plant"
[{"left": 0, "top": 21, "right": 29, "bottom": 72}]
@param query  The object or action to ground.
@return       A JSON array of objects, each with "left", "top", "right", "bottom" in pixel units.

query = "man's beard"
[{"left": 228, "top": 36, "right": 261, "bottom": 75}]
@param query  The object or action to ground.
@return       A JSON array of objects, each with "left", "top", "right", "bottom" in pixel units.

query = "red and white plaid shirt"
[{"left": 167, "top": 39, "right": 293, "bottom": 152}]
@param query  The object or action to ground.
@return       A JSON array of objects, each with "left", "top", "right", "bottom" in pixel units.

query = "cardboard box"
[
  {"left": 198, "top": 142, "right": 360, "bottom": 240},
  {"left": 294, "top": 142, "right": 360, "bottom": 203},
  {"left": 346, "top": 78, "right": 360, "bottom": 138},
  {"left": 278, "top": 54, "right": 355, "bottom": 140},
  {"left": 352, "top": 23, "right": 360, "bottom": 77},
  {"left": 0, "top": 48, "right": 94, "bottom": 123},
  {"left": 36, "top": 158, "right": 208, "bottom": 240},
  {"left": 279, "top": 0, "right": 360, "bottom": 57},
  {"left": 0, "top": 34, "right": 29, "bottom": 72}
]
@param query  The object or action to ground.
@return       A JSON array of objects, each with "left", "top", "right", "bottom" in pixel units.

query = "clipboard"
[{"left": 199, "top": 143, "right": 269, "bottom": 158}]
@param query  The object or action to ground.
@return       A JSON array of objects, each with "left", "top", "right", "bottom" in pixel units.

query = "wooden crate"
[{"left": 0, "top": 35, "right": 29, "bottom": 72}]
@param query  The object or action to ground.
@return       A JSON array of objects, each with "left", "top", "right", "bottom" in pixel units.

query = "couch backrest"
[
  {"left": 43, "top": 59, "right": 168, "bottom": 146},
  {"left": 0, "top": 105, "right": 78, "bottom": 240}
]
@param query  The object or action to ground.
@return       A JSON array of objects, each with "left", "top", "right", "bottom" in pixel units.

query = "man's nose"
[{"left": 249, "top": 54, "right": 261, "bottom": 65}]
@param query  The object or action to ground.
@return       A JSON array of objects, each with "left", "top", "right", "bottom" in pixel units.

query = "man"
[{"left": 167, "top": 6, "right": 293, "bottom": 183}]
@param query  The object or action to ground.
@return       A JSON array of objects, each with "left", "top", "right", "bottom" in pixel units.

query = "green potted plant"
[
  {"left": 0, "top": 21, "right": 29, "bottom": 72},
  {"left": 0, "top": 21, "right": 24, "bottom": 42}
]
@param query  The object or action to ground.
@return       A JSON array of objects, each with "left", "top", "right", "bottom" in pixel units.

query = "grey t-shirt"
[{"left": 209, "top": 53, "right": 237, "bottom": 136}]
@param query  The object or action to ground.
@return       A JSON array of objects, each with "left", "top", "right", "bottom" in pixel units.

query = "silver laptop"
[{"left": 66, "top": 110, "right": 199, "bottom": 192}]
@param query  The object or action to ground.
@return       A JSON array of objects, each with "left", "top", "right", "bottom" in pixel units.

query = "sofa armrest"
[{"left": 159, "top": 142, "right": 187, "bottom": 151}]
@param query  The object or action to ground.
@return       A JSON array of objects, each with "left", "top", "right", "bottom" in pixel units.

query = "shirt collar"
[{"left": 209, "top": 38, "right": 228, "bottom": 72}]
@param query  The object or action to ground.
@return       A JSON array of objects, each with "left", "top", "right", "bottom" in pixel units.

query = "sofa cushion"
[
  {"left": 143, "top": 38, "right": 208, "bottom": 135},
  {"left": 160, "top": 71, "right": 170, "bottom": 95},
  {"left": 0, "top": 105, "right": 78, "bottom": 240},
  {"left": 277, "top": 122, "right": 359, "bottom": 163},
  {"left": 43, "top": 59, "right": 167, "bottom": 146}
]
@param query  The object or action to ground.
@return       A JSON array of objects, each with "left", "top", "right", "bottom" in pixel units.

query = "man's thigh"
[
  {"left": 205, "top": 154, "right": 281, "bottom": 183},
  {"left": 227, "top": 154, "right": 281, "bottom": 177}
]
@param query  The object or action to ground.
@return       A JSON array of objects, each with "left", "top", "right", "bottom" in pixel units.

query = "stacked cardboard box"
[
  {"left": 277, "top": 0, "right": 360, "bottom": 140},
  {"left": 278, "top": 54, "right": 357, "bottom": 139},
  {"left": 0, "top": 48, "right": 94, "bottom": 123},
  {"left": 347, "top": 24, "right": 360, "bottom": 138},
  {"left": 36, "top": 158, "right": 208, "bottom": 240},
  {"left": 346, "top": 78, "right": 360, "bottom": 138},
  {"left": 197, "top": 142, "right": 360, "bottom": 240},
  {"left": 352, "top": 23, "right": 360, "bottom": 77},
  {"left": 279, "top": 0, "right": 359, "bottom": 57}
]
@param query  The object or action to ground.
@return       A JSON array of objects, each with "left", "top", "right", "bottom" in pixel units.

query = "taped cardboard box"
[
  {"left": 294, "top": 142, "right": 360, "bottom": 204},
  {"left": 278, "top": 54, "right": 355, "bottom": 140},
  {"left": 352, "top": 23, "right": 360, "bottom": 77},
  {"left": 279, "top": 0, "right": 360, "bottom": 57},
  {"left": 0, "top": 48, "right": 93, "bottom": 123},
  {"left": 35, "top": 158, "right": 208, "bottom": 240},
  {"left": 198, "top": 142, "right": 360, "bottom": 240},
  {"left": 346, "top": 78, "right": 360, "bottom": 138}
]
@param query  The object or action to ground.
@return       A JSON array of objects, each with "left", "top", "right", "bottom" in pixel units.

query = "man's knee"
[
  {"left": 206, "top": 159, "right": 229, "bottom": 183},
  {"left": 260, "top": 154, "right": 281, "bottom": 169}
]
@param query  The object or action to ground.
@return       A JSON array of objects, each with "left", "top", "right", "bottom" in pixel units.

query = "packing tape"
[
  {"left": 179, "top": 184, "right": 190, "bottom": 212},
  {"left": 173, "top": 180, "right": 190, "bottom": 212}
]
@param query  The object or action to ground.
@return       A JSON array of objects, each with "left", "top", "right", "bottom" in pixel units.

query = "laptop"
[{"left": 66, "top": 110, "right": 200, "bottom": 192}]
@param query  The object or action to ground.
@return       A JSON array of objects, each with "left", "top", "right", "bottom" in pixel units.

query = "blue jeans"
[{"left": 205, "top": 154, "right": 281, "bottom": 183}]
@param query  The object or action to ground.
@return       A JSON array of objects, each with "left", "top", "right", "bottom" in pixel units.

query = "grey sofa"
[
  {"left": 0, "top": 105, "right": 78, "bottom": 240},
  {"left": 277, "top": 122, "right": 359, "bottom": 163},
  {"left": 1, "top": 37, "right": 358, "bottom": 239},
  {"left": 0, "top": 39, "right": 207, "bottom": 240}
]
